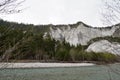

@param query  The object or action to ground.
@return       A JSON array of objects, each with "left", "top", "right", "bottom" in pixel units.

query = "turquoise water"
[{"left": 0, "top": 64, "right": 120, "bottom": 80}]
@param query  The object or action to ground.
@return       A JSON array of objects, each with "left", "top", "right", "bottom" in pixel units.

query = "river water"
[{"left": 0, "top": 63, "right": 120, "bottom": 80}]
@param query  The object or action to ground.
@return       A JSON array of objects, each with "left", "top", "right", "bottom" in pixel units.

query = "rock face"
[
  {"left": 49, "top": 22, "right": 120, "bottom": 46},
  {"left": 49, "top": 22, "right": 120, "bottom": 55},
  {"left": 86, "top": 40, "right": 120, "bottom": 55}
]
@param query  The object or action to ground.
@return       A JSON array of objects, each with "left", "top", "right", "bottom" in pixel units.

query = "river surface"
[{"left": 0, "top": 63, "right": 120, "bottom": 80}]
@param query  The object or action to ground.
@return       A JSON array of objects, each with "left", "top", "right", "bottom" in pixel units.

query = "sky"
[{"left": 0, "top": 0, "right": 112, "bottom": 27}]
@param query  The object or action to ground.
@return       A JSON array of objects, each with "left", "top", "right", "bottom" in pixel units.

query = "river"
[{"left": 0, "top": 63, "right": 120, "bottom": 80}]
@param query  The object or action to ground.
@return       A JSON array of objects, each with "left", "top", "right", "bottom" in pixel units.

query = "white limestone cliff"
[
  {"left": 49, "top": 23, "right": 120, "bottom": 46},
  {"left": 86, "top": 40, "right": 120, "bottom": 55}
]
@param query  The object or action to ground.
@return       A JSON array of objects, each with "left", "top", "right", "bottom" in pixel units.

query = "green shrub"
[{"left": 86, "top": 52, "right": 118, "bottom": 62}]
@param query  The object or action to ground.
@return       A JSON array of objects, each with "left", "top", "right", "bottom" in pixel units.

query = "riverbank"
[{"left": 0, "top": 63, "right": 95, "bottom": 68}]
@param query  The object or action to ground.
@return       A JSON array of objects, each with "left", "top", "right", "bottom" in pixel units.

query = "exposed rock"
[
  {"left": 86, "top": 40, "right": 120, "bottom": 55},
  {"left": 49, "top": 22, "right": 120, "bottom": 46},
  {"left": 113, "top": 26, "right": 120, "bottom": 37}
]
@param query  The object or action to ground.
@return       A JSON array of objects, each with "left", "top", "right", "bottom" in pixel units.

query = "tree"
[
  {"left": 0, "top": 0, "right": 25, "bottom": 66},
  {"left": 0, "top": 0, "right": 25, "bottom": 14},
  {"left": 101, "top": 0, "right": 120, "bottom": 25},
  {"left": 101, "top": 0, "right": 120, "bottom": 77}
]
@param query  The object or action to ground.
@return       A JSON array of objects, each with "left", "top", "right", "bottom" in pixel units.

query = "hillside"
[{"left": 0, "top": 19, "right": 120, "bottom": 63}]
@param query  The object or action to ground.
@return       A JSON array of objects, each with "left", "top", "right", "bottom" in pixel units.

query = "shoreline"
[{"left": 0, "top": 63, "right": 95, "bottom": 69}]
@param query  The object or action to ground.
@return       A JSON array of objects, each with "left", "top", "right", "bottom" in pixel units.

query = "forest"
[{"left": 0, "top": 19, "right": 119, "bottom": 63}]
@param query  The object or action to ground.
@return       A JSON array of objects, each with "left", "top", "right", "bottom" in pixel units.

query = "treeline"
[
  {"left": 0, "top": 19, "right": 51, "bottom": 34},
  {"left": 0, "top": 20, "right": 119, "bottom": 63}
]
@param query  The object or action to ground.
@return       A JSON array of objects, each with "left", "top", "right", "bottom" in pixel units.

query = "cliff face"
[
  {"left": 49, "top": 22, "right": 120, "bottom": 46},
  {"left": 86, "top": 40, "right": 120, "bottom": 55}
]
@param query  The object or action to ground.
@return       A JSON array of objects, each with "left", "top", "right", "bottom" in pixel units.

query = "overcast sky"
[{"left": 0, "top": 0, "right": 109, "bottom": 27}]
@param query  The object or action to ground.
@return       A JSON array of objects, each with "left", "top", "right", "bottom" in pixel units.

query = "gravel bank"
[{"left": 0, "top": 63, "right": 95, "bottom": 68}]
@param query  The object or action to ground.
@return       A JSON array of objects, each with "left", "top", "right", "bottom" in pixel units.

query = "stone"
[{"left": 86, "top": 40, "right": 120, "bottom": 55}]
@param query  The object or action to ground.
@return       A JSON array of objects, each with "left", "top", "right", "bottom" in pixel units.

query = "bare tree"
[
  {"left": 101, "top": 0, "right": 120, "bottom": 25},
  {"left": 0, "top": 0, "right": 25, "bottom": 14},
  {"left": 0, "top": 0, "right": 25, "bottom": 68},
  {"left": 100, "top": 1, "right": 120, "bottom": 79}
]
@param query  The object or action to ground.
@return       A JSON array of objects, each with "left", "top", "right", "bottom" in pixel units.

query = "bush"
[{"left": 86, "top": 52, "right": 118, "bottom": 62}]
